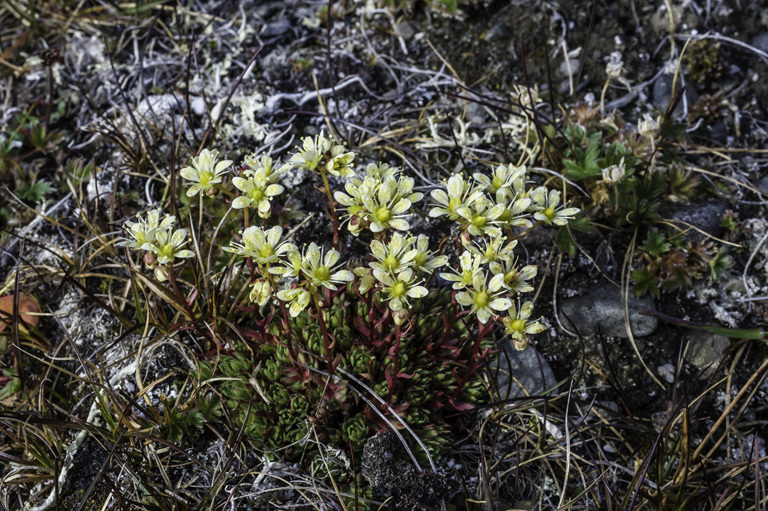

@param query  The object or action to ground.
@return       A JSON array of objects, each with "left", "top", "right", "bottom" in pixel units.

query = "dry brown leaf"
[{"left": 0, "top": 294, "right": 40, "bottom": 333}]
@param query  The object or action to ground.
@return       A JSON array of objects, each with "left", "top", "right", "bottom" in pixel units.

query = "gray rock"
[
  {"left": 394, "top": 21, "right": 416, "bottom": 40},
  {"left": 490, "top": 339, "right": 558, "bottom": 400},
  {"left": 751, "top": 33, "right": 768, "bottom": 54},
  {"left": 558, "top": 284, "right": 658, "bottom": 338},
  {"left": 484, "top": 22, "right": 512, "bottom": 43},
  {"left": 255, "top": 2, "right": 283, "bottom": 18},
  {"left": 708, "top": 121, "right": 729, "bottom": 145},
  {"left": 261, "top": 19, "right": 293, "bottom": 38},
  {"left": 659, "top": 199, "right": 727, "bottom": 243},
  {"left": 686, "top": 330, "right": 729, "bottom": 378},
  {"left": 757, "top": 174, "right": 768, "bottom": 194},
  {"left": 652, "top": 73, "right": 698, "bottom": 117}
]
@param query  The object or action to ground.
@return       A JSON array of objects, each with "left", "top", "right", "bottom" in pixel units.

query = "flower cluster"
[
  {"left": 334, "top": 163, "right": 422, "bottom": 235},
  {"left": 429, "top": 166, "right": 579, "bottom": 233},
  {"left": 353, "top": 233, "right": 447, "bottom": 320},
  {"left": 231, "top": 155, "right": 288, "bottom": 218},
  {"left": 180, "top": 149, "right": 232, "bottom": 198},
  {"left": 289, "top": 131, "right": 355, "bottom": 177},
  {"left": 117, "top": 209, "right": 193, "bottom": 281}
]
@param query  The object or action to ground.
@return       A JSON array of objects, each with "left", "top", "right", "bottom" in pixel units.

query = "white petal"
[
  {"left": 232, "top": 197, "right": 250, "bottom": 209},
  {"left": 490, "top": 298, "right": 512, "bottom": 311},
  {"left": 306, "top": 243, "right": 321, "bottom": 267},
  {"left": 172, "top": 229, "right": 187, "bottom": 245},
  {"left": 389, "top": 218, "right": 410, "bottom": 231},
  {"left": 447, "top": 174, "right": 464, "bottom": 198},
  {"left": 520, "top": 301, "right": 534, "bottom": 319},
  {"left": 331, "top": 269, "right": 354, "bottom": 282},
  {"left": 489, "top": 274, "right": 505, "bottom": 292},
  {"left": 456, "top": 292, "right": 473, "bottom": 306},
  {"left": 430, "top": 189, "right": 449, "bottom": 205},
  {"left": 180, "top": 167, "right": 198, "bottom": 181},
  {"left": 391, "top": 199, "right": 411, "bottom": 215},
  {"left": 324, "top": 249, "right": 340, "bottom": 267},
  {"left": 370, "top": 240, "right": 386, "bottom": 260},
  {"left": 477, "top": 308, "right": 491, "bottom": 324},
  {"left": 407, "top": 285, "right": 428, "bottom": 299}
]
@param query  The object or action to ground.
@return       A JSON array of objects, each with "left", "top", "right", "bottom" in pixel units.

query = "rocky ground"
[{"left": 1, "top": 1, "right": 768, "bottom": 510}]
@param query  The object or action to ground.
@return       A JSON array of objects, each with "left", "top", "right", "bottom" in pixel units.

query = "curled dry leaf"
[{"left": 0, "top": 294, "right": 40, "bottom": 333}]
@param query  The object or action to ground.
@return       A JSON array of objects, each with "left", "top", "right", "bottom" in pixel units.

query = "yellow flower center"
[
  {"left": 384, "top": 255, "right": 399, "bottom": 270},
  {"left": 160, "top": 245, "right": 174, "bottom": 258},
  {"left": 472, "top": 215, "right": 486, "bottom": 227},
  {"left": 199, "top": 172, "right": 212, "bottom": 186},
  {"left": 414, "top": 252, "right": 427, "bottom": 267},
  {"left": 392, "top": 282, "right": 406, "bottom": 297},
  {"left": 448, "top": 197, "right": 462, "bottom": 213},
  {"left": 492, "top": 176, "right": 504, "bottom": 190},
  {"left": 250, "top": 188, "right": 264, "bottom": 201},
  {"left": 375, "top": 207, "right": 391, "bottom": 222},
  {"left": 314, "top": 266, "right": 331, "bottom": 282},
  {"left": 544, "top": 206, "right": 556, "bottom": 221},
  {"left": 474, "top": 291, "right": 489, "bottom": 307},
  {"left": 504, "top": 272, "right": 519, "bottom": 286},
  {"left": 510, "top": 319, "right": 526, "bottom": 332},
  {"left": 259, "top": 244, "right": 274, "bottom": 259}
]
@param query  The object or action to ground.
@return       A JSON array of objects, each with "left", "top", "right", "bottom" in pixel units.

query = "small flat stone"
[
  {"left": 484, "top": 22, "right": 512, "bottom": 43},
  {"left": 262, "top": 19, "right": 293, "bottom": 38},
  {"left": 659, "top": 199, "right": 727, "bottom": 243},
  {"left": 652, "top": 73, "right": 698, "bottom": 117},
  {"left": 490, "top": 339, "right": 558, "bottom": 400},
  {"left": 558, "top": 284, "right": 658, "bottom": 338},
  {"left": 394, "top": 21, "right": 416, "bottom": 40},
  {"left": 686, "top": 330, "right": 729, "bottom": 378}
]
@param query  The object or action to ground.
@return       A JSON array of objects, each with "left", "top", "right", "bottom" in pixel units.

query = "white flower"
[
  {"left": 530, "top": 188, "right": 580, "bottom": 226},
  {"left": 411, "top": 235, "right": 448, "bottom": 274},
  {"left": 489, "top": 259, "right": 537, "bottom": 294},
  {"left": 277, "top": 286, "right": 312, "bottom": 317},
  {"left": 117, "top": 209, "right": 175, "bottom": 249},
  {"left": 473, "top": 164, "right": 526, "bottom": 202},
  {"left": 601, "top": 157, "right": 626, "bottom": 184},
  {"left": 372, "top": 267, "right": 427, "bottom": 312},
  {"left": 249, "top": 279, "right": 272, "bottom": 306},
  {"left": 638, "top": 114, "right": 661, "bottom": 139},
  {"left": 605, "top": 51, "right": 624, "bottom": 80},
  {"left": 503, "top": 301, "right": 546, "bottom": 350},
  {"left": 297, "top": 243, "right": 354, "bottom": 290},
  {"left": 496, "top": 195, "right": 533, "bottom": 229},
  {"left": 180, "top": 148, "right": 232, "bottom": 197},
  {"left": 142, "top": 226, "right": 194, "bottom": 265},
  {"left": 224, "top": 226, "right": 296, "bottom": 266},
  {"left": 243, "top": 153, "right": 289, "bottom": 182},
  {"left": 439, "top": 251, "right": 483, "bottom": 290},
  {"left": 456, "top": 197, "right": 506, "bottom": 238},
  {"left": 289, "top": 132, "right": 355, "bottom": 177},
  {"left": 463, "top": 236, "right": 518, "bottom": 265},
  {"left": 231, "top": 172, "right": 284, "bottom": 217},
  {"left": 361, "top": 179, "right": 413, "bottom": 233},
  {"left": 369, "top": 232, "right": 417, "bottom": 275},
  {"left": 428, "top": 173, "right": 485, "bottom": 221},
  {"left": 335, "top": 163, "right": 422, "bottom": 235},
  {"left": 455, "top": 270, "right": 512, "bottom": 324}
]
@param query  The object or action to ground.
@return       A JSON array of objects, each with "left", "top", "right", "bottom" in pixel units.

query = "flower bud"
[
  {"left": 143, "top": 251, "right": 157, "bottom": 268},
  {"left": 154, "top": 265, "right": 168, "bottom": 282}
]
